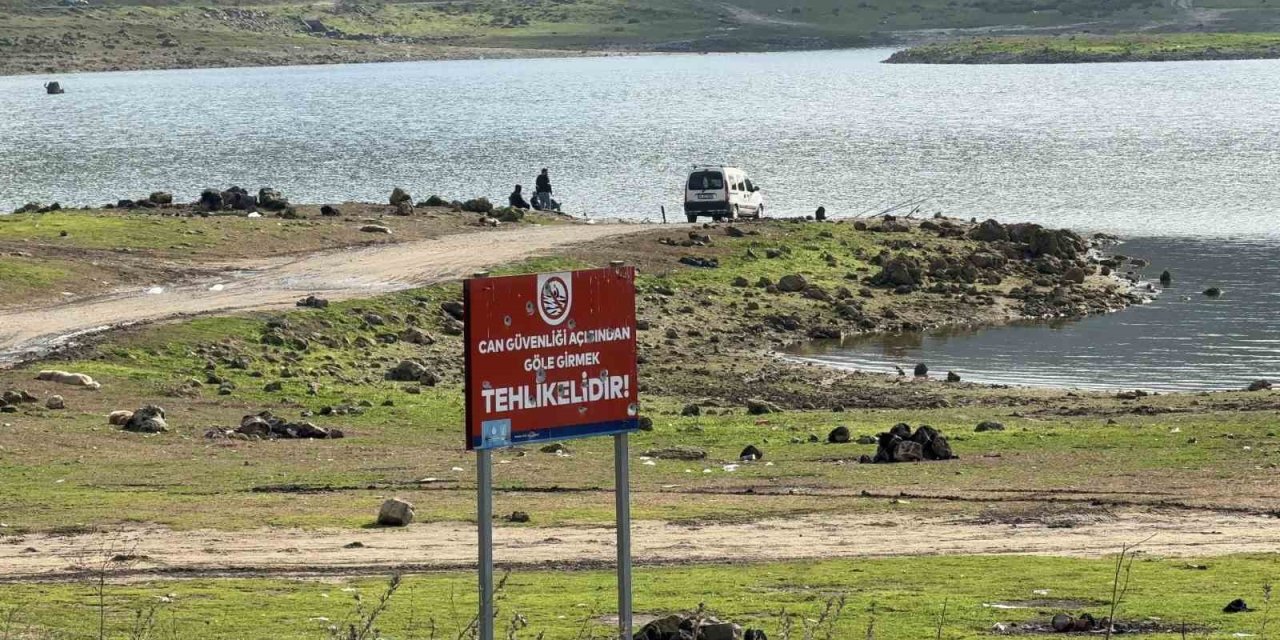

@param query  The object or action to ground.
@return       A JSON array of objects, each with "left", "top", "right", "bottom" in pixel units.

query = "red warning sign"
[{"left": 463, "top": 266, "right": 639, "bottom": 450}]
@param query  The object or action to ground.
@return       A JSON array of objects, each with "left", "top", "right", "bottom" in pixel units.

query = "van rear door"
[{"left": 687, "top": 170, "right": 726, "bottom": 204}]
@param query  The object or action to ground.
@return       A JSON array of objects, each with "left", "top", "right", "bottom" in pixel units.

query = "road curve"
[{"left": 0, "top": 223, "right": 648, "bottom": 366}]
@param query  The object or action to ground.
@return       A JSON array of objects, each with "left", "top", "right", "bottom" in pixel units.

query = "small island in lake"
[{"left": 885, "top": 32, "right": 1280, "bottom": 64}]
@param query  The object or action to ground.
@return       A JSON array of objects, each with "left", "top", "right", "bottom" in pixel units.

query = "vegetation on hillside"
[
  {"left": 4, "top": 0, "right": 1280, "bottom": 73},
  {"left": 886, "top": 31, "right": 1280, "bottom": 63}
]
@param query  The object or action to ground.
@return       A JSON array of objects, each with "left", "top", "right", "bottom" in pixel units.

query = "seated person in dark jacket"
[{"left": 509, "top": 185, "right": 530, "bottom": 210}]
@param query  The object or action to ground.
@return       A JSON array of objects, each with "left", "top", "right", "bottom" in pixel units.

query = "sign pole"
[
  {"left": 614, "top": 432, "right": 633, "bottom": 640},
  {"left": 478, "top": 448, "right": 494, "bottom": 640}
]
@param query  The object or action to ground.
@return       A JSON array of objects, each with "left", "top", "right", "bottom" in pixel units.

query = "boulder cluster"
[
  {"left": 634, "top": 613, "right": 767, "bottom": 640},
  {"left": 859, "top": 423, "right": 956, "bottom": 463},
  {"left": 206, "top": 410, "right": 344, "bottom": 440}
]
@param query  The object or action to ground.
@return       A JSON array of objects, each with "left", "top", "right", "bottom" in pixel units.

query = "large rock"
[
  {"left": 257, "top": 188, "right": 289, "bottom": 211},
  {"left": 892, "top": 440, "right": 924, "bottom": 462},
  {"left": 377, "top": 498, "right": 415, "bottom": 526},
  {"left": 827, "top": 426, "right": 851, "bottom": 443},
  {"left": 776, "top": 274, "right": 808, "bottom": 293},
  {"left": 45, "top": 395, "right": 65, "bottom": 410},
  {"left": 1246, "top": 380, "right": 1272, "bottom": 392},
  {"left": 968, "top": 219, "right": 1009, "bottom": 242},
  {"left": 389, "top": 187, "right": 412, "bottom": 206},
  {"left": 975, "top": 421, "right": 1005, "bottom": 432},
  {"left": 148, "top": 191, "right": 173, "bottom": 205},
  {"left": 739, "top": 445, "right": 763, "bottom": 461},
  {"left": 198, "top": 189, "right": 223, "bottom": 211},
  {"left": 746, "top": 398, "right": 780, "bottom": 415},
  {"left": 123, "top": 405, "right": 168, "bottom": 433},
  {"left": 870, "top": 254, "right": 924, "bottom": 288},
  {"left": 386, "top": 360, "right": 429, "bottom": 382},
  {"left": 441, "top": 300, "right": 466, "bottom": 321},
  {"left": 360, "top": 225, "right": 392, "bottom": 234},
  {"left": 461, "top": 197, "right": 493, "bottom": 214}
]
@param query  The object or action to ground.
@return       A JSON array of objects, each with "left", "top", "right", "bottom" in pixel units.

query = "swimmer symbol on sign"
[{"left": 537, "top": 272, "right": 572, "bottom": 326}]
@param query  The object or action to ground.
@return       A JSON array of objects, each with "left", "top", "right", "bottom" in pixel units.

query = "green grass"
[
  {"left": 0, "top": 555, "right": 1277, "bottom": 638},
  {"left": 0, "top": 257, "right": 74, "bottom": 299}
]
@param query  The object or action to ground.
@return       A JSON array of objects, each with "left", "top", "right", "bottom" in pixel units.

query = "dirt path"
[
  {"left": 0, "top": 224, "right": 648, "bottom": 366},
  {"left": 2, "top": 509, "right": 1275, "bottom": 583}
]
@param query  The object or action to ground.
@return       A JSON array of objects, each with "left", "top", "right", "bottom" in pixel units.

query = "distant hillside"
[{"left": 4, "top": 0, "right": 1280, "bottom": 74}]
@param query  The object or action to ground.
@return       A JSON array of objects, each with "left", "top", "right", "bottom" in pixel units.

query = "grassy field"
[
  {"left": 2, "top": 215, "right": 1279, "bottom": 639},
  {"left": 0, "top": 218, "right": 1274, "bottom": 532},
  {"left": 6, "top": 0, "right": 1280, "bottom": 74},
  {"left": 1, "top": 555, "right": 1278, "bottom": 638},
  {"left": 0, "top": 205, "right": 546, "bottom": 308},
  {"left": 886, "top": 31, "right": 1280, "bottom": 63}
]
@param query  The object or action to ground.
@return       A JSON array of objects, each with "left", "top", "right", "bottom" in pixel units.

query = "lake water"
[{"left": 2, "top": 49, "right": 1279, "bottom": 389}]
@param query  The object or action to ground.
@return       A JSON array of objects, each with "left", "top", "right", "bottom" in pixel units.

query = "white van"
[{"left": 683, "top": 165, "right": 764, "bottom": 223}]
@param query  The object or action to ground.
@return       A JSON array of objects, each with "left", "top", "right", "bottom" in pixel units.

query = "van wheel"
[{"left": 686, "top": 213, "right": 697, "bottom": 223}]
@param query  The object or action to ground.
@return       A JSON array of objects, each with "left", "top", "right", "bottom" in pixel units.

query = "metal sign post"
[
  {"left": 614, "top": 432, "right": 633, "bottom": 639},
  {"left": 464, "top": 266, "right": 639, "bottom": 640},
  {"left": 477, "top": 449, "right": 494, "bottom": 640}
]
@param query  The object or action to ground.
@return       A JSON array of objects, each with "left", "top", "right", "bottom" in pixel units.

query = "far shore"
[{"left": 885, "top": 32, "right": 1280, "bottom": 64}]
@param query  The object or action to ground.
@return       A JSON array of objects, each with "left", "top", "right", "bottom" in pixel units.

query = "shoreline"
[{"left": 885, "top": 32, "right": 1280, "bottom": 64}]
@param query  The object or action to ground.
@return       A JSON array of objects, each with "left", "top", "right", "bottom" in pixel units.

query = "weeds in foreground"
[
  {"left": 775, "top": 595, "right": 846, "bottom": 640},
  {"left": 1261, "top": 581, "right": 1274, "bottom": 639},
  {"left": 1104, "top": 535, "right": 1153, "bottom": 640}
]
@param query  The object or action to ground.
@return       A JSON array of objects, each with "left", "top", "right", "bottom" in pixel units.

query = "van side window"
[{"left": 744, "top": 179, "right": 754, "bottom": 192}]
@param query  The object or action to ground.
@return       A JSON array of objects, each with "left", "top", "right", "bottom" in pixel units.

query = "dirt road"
[
  {"left": 2, "top": 509, "right": 1275, "bottom": 583},
  {"left": 0, "top": 224, "right": 647, "bottom": 366}
]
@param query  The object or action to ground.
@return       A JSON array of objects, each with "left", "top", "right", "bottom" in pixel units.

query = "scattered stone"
[
  {"left": 679, "top": 256, "right": 718, "bottom": 268},
  {"left": 35, "top": 370, "right": 101, "bottom": 390},
  {"left": 680, "top": 404, "right": 701, "bottom": 417},
  {"left": 1246, "top": 380, "right": 1271, "bottom": 392},
  {"left": 400, "top": 327, "right": 435, "bottom": 345},
  {"left": 776, "top": 274, "right": 808, "bottom": 293},
  {"left": 975, "top": 421, "right": 1005, "bottom": 432},
  {"left": 506, "top": 511, "right": 531, "bottom": 523},
  {"left": 1160, "top": 270, "right": 1172, "bottom": 284},
  {"left": 122, "top": 405, "right": 168, "bottom": 433},
  {"left": 746, "top": 398, "right": 780, "bottom": 415},
  {"left": 946, "top": 371, "right": 961, "bottom": 382},
  {"left": 386, "top": 360, "right": 431, "bottom": 382},
  {"left": 360, "top": 224, "right": 392, "bottom": 234},
  {"left": 377, "top": 498, "right": 414, "bottom": 527},
  {"left": 1224, "top": 598, "right": 1249, "bottom": 613},
  {"left": 827, "top": 426, "right": 850, "bottom": 443},
  {"left": 637, "top": 416, "right": 654, "bottom": 431},
  {"left": 739, "top": 445, "right": 762, "bottom": 461},
  {"left": 461, "top": 197, "right": 493, "bottom": 214},
  {"left": 108, "top": 410, "right": 133, "bottom": 426},
  {"left": 45, "top": 395, "right": 64, "bottom": 410},
  {"left": 913, "top": 363, "right": 928, "bottom": 377},
  {"left": 441, "top": 300, "right": 466, "bottom": 321},
  {"left": 642, "top": 446, "right": 706, "bottom": 461},
  {"left": 1203, "top": 287, "right": 1222, "bottom": 297},
  {"left": 296, "top": 295, "right": 329, "bottom": 309},
  {"left": 148, "top": 191, "right": 173, "bottom": 205},
  {"left": 540, "top": 443, "right": 568, "bottom": 454},
  {"left": 856, "top": 435, "right": 877, "bottom": 445},
  {"left": 320, "top": 205, "right": 341, "bottom": 217}
]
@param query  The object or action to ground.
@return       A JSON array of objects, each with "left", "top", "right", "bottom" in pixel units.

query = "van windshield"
[{"left": 688, "top": 171, "right": 725, "bottom": 191}]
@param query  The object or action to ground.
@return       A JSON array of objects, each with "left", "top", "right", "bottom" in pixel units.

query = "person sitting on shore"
[{"left": 509, "top": 184, "right": 530, "bottom": 210}]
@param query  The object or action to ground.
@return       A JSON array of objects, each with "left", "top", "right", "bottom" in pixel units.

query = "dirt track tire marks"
[
  {"left": 0, "top": 224, "right": 647, "bottom": 366},
  {"left": 2, "top": 509, "right": 1276, "bottom": 584}
]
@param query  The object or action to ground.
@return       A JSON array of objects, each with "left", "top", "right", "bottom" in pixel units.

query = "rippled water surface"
[{"left": 3, "top": 50, "right": 1280, "bottom": 389}]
